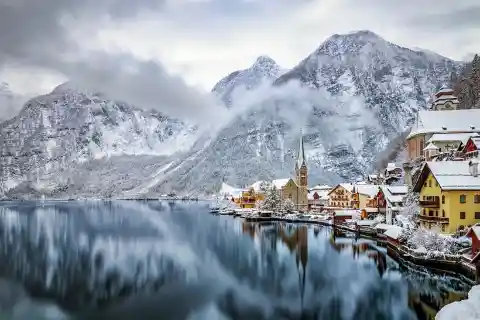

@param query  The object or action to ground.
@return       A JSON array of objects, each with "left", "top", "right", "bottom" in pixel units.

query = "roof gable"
[
  {"left": 414, "top": 161, "right": 480, "bottom": 191},
  {"left": 328, "top": 183, "right": 353, "bottom": 195}
]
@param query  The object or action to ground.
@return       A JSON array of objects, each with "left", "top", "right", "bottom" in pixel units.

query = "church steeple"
[
  {"left": 295, "top": 130, "right": 308, "bottom": 187},
  {"left": 296, "top": 130, "right": 307, "bottom": 169}
]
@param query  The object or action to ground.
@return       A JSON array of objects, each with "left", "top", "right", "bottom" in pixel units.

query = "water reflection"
[
  {"left": 0, "top": 201, "right": 471, "bottom": 320},
  {"left": 241, "top": 221, "right": 471, "bottom": 320}
]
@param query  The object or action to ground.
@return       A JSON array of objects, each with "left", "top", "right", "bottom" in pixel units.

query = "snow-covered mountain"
[
  {"left": 0, "top": 83, "right": 197, "bottom": 197},
  {"left": 212, "top": 55, "right": 285, "bottom": 107},
  {"left": 142, "top": 31, "right": 461, "bottom": 195},
  {"left": 0, "top": 82, "right": 25, "bottom": 123},
  {"left": 0, "top": 31, "right": 464, "bottom": 198}
]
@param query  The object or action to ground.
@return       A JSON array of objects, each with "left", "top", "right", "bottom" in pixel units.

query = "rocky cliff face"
[
  {"left": 212, "top": 56, "right": 285, "bottom": 107},
  {"left": 0, "top": 84, "right": 196, "bottom": 197},
  {"left": 0, "top": 31, "right": 464, "bottom": 198},
  {"left": 144, "top": 31, "right": 461, "bottom": 195}
]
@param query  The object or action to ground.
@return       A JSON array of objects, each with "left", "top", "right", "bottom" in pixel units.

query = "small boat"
[{"left": 219, "top": 209, "right": 234, "bottom": 215}]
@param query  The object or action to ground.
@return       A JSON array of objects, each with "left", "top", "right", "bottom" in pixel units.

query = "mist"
[{"left": 0, "top": 0, "right": 228, "bottom": 127}]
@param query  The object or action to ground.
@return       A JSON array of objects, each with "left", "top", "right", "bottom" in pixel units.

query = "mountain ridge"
[{"left": 0, "top": 30, "right": 464, "bottom": 198}]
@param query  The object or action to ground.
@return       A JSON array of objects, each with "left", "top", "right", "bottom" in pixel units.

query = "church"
[{"left": 281, "top": 132, "right": 309, "bottom": 211}]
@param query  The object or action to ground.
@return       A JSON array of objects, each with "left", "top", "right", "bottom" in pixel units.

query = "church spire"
[{"left": 296, "top": 129, "right": 306, "bottom": 169}]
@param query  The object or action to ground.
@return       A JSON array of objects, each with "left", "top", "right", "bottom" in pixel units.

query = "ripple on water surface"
[{"left": 0, "top": 201, "right": 472, "bottom": 319}]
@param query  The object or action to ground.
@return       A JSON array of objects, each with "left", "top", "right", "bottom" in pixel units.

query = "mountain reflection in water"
[{"left": 0, "top": 201, "right": 472, "bottom": 320}]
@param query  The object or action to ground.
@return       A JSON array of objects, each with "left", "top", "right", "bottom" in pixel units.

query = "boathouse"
[{"left": 466, "top": 225, "right": 480, "bottom": 257}]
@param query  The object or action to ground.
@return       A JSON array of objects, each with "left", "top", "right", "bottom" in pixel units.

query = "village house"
[
  {"left": 413, "top": 160, "right": 480, "bottom": 234},
  {"left": 461, "top": 136, "right": 480, "bottom": 159},
  {"left": 466, "top": 225, "right": 480, "bottom": 258},
  {"left": 328, "top": 183, "right": 354, "bottom": 208},
  {"left": 384, "top": 163, "right": 403, "bottom": 185},
  {"left": 406, "top": 108, "right": 480, "bottom": 162},
  {"left": 308, "top": 185, "right": 331, "bottom": 211},
  {"left": 405, "top": 87, "right": 480, "bottom": 164},
  {"left": 378, "top": 185, "right": 408, "bottom": 224},
  {"left": 352, "top": 184, "right": 379, "bottom": 210}
]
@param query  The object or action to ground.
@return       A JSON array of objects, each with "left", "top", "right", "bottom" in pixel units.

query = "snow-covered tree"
[
  {"left": 260, "top": 185, "right": 281, "bottom": 212},
  {"left": 398, "top": 192, "right": 420, "bottom": 228},
  {"left": 283, "top": 198, "right": 295, "bottom": 213}
]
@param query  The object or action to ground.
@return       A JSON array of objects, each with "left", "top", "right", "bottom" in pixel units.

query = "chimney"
[{"left": 469, "top": 160, "right": 479, "bottom": 177}]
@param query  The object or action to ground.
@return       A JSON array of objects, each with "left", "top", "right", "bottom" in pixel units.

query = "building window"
[
  {"left": 435, "top": 181, "right": 438, "bottom": 187},
  {"left": 460, "top": 194, "right": 466, "bottom": 203},
  {"left": 429, "top": 210, "right": 433, "bottom": 217},
  {"left": 475, "top": 195, "right": 480, "bottom": 203},
  {"left": 424, "top": 183, "right": 427, "bottom": 188},
  {"left": 423, "top": 209, "right": 426, "bottom": 215},
  {"left": 442, "top": 195, "right": 445, "bottom": 204},
  {"left": 460, "top": 212, "right": 466, "bottom": 219},
  {"left": 435, "top": 211, "right": 438, "bottom": 216},
  {"left": 428, "top": 180, "right": 432, "bottom": 187},
  {"left": 441, "top": 224, "right": 446, "bottom": 232},
  {"left": 442, "top": 210, "right": 445, "bottom": 217},
  {"left": 475, "top": 212, "right": 480, "bottom": 219}
]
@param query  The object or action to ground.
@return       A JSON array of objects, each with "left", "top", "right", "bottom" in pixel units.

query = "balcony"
[
  {"left": 418, "top": 215, "right": 449, "bottom": 223},
  {"left": 419, "top": 197, "right": 440, "bottom": 208}
]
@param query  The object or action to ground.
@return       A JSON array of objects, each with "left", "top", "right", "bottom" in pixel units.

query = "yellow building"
[
  {"left": 413, "top": 160, "right": 480, "bottom": 234},
  {"left": 351, "top": 185, "right": 379, "bottom": 210},
  {"left": 328, "top": 184, "right": 354, "bottom": 208},
  {"left": 239, "top": 188, "right": 264, "bottom": 208}
]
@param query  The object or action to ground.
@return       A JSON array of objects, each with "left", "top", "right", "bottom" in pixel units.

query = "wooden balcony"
[
  {"left": 418, "top": 215, "right": 449, "bottom": 223},
  {"left": 419, "top": 197, "right": 440, "bottom": 208}
]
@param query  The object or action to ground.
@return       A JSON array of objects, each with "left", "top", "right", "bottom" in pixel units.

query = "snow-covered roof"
[
  {"left": 383, "top": 226, "right": 403, "bottom": 240},
  {"left": 368, "top": 174, "right": 378, "bottom": 179},
  {"left": 355, "top": 184, "right": 379, "bottom": 197},
  {"left": 220, "top": 183, "right": 246, "bottom": 197},
  {"left": 435, "top": 87, "right": 454, "bottom": 95},
  {"left": 374, "top": 223, "right": 392, "bottom": 230},
  {"left": 423, "top": 142, "right": 439, "bottom": 151},
  {"left": 407, "top": 109, "right": 480, "bottom": 139},
  {"left": 334, "top": 209, "right": 358, "bottom": 217},
  {"left": 310, "top": 184, "right": 331, "bottom": 191},
  {"left": 328, "top": 183, "right": 353, "bottom": 195},
  {"left": 356, "top": 220, "right": 378, "bottom": 227},
  {"left": 426, "top": 161, "right": 480, "bottom": 190},
  {"left": 427, "top": 133, "right": 478, "bottom": 144},
  {"left": 465, "top": 137, "right": 480, "bottom": 150},
  {"left": 340, "top": 183, "right": 354, "bottom": 192},
  {"left": 385, "top": 163, "right": 401, "bottom": 172},
  {"left": 386, "top": 186, "right": 408, "bottom": 195},
  {"left": 250, "top": 180, "right": 268, "bottom": 192},
  {"left": 272, "top": 178, "right": 290, "bottom": 189},
  {"left": 467, "top": 226, "right": 480, "bottom": 239}
]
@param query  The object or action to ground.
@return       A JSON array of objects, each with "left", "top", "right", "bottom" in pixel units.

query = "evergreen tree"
[
  {"left": 261, "top": 185, "right": 281, "bottom": 212},
  {"left": 283, "top": 198, "right": 295, "bottom": 213}
]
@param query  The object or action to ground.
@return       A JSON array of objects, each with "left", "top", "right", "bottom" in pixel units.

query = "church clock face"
[{"left": 444, "top": 102, "right": 452, "bottom": 109}]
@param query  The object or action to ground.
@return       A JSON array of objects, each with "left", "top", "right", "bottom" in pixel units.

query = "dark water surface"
[{"left": 0, "top": 201, "right": 472, "bottom": 319}]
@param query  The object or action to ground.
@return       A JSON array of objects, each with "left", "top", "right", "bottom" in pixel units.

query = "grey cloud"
[
  {"left": 412, "top": 6, "right": 480, "bottom": 30},
  {"left": 0, "top": 0, "right": 227, "bottom": 126}
]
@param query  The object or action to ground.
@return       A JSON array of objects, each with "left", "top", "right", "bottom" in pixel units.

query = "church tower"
[
  {"left": 294, "top": 130, "right": 309, "bottom": 211},
  {"left": 431, "top": 86, "right": 459, "bottom": 111}
]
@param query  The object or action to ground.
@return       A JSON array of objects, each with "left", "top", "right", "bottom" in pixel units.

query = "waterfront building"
[
  {"left": 328, "top": 183, "right": 354, "bottom": 208},
  {"left": 308, "top": 185, "right": 331, "bottom": 210},
  {"left": 384, "top": 163, "right": 403, "bottom": 185},
  {"left": 413, "top": 160, "right": 480, "bottom": 234},
  {"left": 466, "top": 225, "right": 480, "bottom": 259}
]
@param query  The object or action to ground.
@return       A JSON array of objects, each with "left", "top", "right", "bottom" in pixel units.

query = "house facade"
[
  {"left": 413, "top": 160, "right": 480, "bottom": 234},
  {"left": 328, "top": 184, "right": 354, "bottom": 208}
]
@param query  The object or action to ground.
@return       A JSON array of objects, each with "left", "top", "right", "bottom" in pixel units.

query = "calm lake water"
[{"left": 0, "top": 200, "right": 473, "bottom": 320}]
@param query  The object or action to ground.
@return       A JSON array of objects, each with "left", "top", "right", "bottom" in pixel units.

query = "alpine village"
[{"left": 213, "top": 72, "right": 480, "bottom": 287}]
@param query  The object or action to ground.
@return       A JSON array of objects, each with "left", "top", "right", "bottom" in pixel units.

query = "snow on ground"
[{"left": 436, "top": 285, "right": 480, "bottom": 320}]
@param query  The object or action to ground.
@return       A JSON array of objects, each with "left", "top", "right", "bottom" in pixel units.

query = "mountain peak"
[
  {"left": 326, "top": 30, "right": 386, "bottom": 45},
  {"left": 252, "top": 55, "right": 278, "bottom": 68}
]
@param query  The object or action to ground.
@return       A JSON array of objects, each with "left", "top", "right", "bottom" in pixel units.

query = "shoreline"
[{"left": 242, "top": 215, "right": 478, "bottom": 284}]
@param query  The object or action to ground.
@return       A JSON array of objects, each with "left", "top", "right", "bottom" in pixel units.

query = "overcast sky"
[{"left": 0, "top": 0, "right": 479, "bottom": 122}]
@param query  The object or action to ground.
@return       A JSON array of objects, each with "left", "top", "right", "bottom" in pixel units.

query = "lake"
[{"left": 0, "top": 200, "right": 473, "bottom": 319}]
